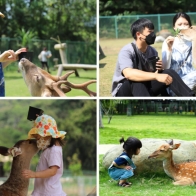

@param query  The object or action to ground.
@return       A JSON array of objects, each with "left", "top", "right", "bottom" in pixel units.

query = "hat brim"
[{"left": 28, "top": 128, "right": 66, "bottom": 140}]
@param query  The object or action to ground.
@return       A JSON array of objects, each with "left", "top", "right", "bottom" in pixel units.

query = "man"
[{"left": 111, "top": 18, "right": 194, "bottom": 97}]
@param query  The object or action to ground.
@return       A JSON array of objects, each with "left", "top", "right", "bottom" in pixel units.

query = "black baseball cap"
[{"left": 27, "top": 106, "right": 44, "bottom": 121}]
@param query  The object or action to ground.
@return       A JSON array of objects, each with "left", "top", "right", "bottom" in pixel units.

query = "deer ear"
[
  {"left": 167, "top": 139, "right": 173, "bottom": 146},
  {"left": 172, "top": 143, "right": 181, "bottom": 150}
]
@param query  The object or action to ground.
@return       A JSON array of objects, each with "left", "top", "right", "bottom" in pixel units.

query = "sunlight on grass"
[{"left": 99, "top": 114, "right": 196, "bottom": 144}]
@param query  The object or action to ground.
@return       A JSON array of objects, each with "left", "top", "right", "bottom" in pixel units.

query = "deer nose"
[{"left": 20, "top": 58, "right": 26, "bottom": 62}]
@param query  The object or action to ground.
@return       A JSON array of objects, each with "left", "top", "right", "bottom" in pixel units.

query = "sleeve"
[
  {"left": 118, "top": 47, "right": 134, "bottom": 73},
  {"left": 114, "top": 157, "right": 128, "bottom": 166},
  {"left": 47, "top": 147, "right": 62, "bottom": 168},
  {"left": 162, "top": 39, "right": 172, "bottom": 69}
]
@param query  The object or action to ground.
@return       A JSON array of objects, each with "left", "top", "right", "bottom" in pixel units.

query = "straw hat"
[{"left": 28, "top": 114, "right": 66, "bottom": 139}]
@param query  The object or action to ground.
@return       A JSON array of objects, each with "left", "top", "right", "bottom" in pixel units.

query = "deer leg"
[{"left": 173, "top": 178, "right": 194, "bottom": 186}]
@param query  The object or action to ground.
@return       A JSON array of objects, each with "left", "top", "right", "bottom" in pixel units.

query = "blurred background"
[{"left": 0, "top": 99, "right": 96, "bottom": 196}]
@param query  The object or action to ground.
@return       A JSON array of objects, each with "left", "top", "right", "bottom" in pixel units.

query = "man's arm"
[{"left": 123, "top": 68, "right": 173, "bottom": 86}]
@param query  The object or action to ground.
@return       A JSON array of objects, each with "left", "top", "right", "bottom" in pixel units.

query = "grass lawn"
[
  {"left": 99, "top": 114, "right": 196, "bottom": 195},
  {"left": 99, "top": 38, "right": 163, "bottom": 97},
  {"left": 4, "top": 65, "right": 96, "bottom": 97}
]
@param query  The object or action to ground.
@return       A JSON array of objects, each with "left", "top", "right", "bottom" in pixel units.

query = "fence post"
[
  {"left": 158, "top": 14, "right": 161, "bottom": 32},
  {"left": 115, "top": 16, "right": 118, "bottom": 39}
]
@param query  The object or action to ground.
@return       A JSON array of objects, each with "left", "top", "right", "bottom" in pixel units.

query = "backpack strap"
[
  {"left": 131, "top": 43, "right": 150, "bottom": 72},
  {"left": 120, "top": 155, "right": 136, "bottom": 169}
]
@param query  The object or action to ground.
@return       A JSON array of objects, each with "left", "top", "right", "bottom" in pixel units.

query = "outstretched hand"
[
  {"left": 22, "top": 169, "right": 36, "bottom": 179},
  {"left": 0, "top": 48, "right": 27, "bottom": 63}
]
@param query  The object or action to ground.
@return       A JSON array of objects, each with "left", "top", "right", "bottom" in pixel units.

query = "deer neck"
[
  {"left": 163, "top": 153, "right": 177, "bottom": 179},
  {"left": 3, "top": 156, "right": 31, "bottom": 195}
]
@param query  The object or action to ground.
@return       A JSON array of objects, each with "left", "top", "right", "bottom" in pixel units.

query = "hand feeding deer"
[
  {"left": 0, "top": 139, "right": 38, "bottom": 196},
  {"left": 18, "top": 58, "right": 96, "bottom": 97},
  {"left": 148, "top": 139, "right": 196, "bottom": 186}
]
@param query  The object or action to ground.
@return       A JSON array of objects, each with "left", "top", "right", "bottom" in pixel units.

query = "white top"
[
  {"left": 162, "top": 37, "right": 196, "bottom": 89},
  {"left": 31, "top": 145, "right": 66, "bottom": 196},
  {"left": 40, "top": 50, "right": 52, "bottom": 62}
]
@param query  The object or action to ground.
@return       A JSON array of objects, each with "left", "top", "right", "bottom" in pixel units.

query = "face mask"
[
  {"left": 37, "top": 137, "right": 51, "bottom": 150},
  {"left": 144, "top": 32, "right": 156, "bottom": 45}
]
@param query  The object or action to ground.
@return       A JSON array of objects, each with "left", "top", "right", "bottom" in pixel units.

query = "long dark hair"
[
  {"left": 173, "top": 12, "right": 192, "bottom": 27},
  {"left": 119, "top": 136, "right": 142, "bottom": 156},
  {"left": 48, "top": 138, "right": 65, "bottom": 148}
]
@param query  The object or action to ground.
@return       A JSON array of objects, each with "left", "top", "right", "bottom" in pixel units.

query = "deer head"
[
  {"left": 18, "top": 58, "right": 96, "bottom": 97},
  {"left": 148, "top": 139, "right": 181, "bottom": 160}
]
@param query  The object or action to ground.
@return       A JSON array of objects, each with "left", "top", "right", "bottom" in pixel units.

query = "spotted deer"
[
  {"left": 148, "top": 139, "right": 196, "bottom": 186},
  {"left": 0, "top": 139, "right": 39, "bottom": 196}
]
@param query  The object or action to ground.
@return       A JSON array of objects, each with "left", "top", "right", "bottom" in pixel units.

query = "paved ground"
[{"left": 98, "top": 144, "right": 116, "bottom": 154}]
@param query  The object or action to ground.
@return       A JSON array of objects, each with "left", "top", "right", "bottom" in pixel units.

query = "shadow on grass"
[{"left": 99, "top": 63, "right": 106, "bottom": 68}]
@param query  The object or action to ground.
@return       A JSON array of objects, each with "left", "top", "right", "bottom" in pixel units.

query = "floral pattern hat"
[{"left": 28, "top": 114, "right": 66, "bottom": 139}]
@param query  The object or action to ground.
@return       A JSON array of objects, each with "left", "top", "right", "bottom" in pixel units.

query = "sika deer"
[
  {"left": 148, "top": 139, "right": 196, "bottom": 186},
  {"left": 18, "top": 58, "right": 96, "bottom": 97},
  {"left": 0, "top": 139, "right": 39, "bottom": 196}
]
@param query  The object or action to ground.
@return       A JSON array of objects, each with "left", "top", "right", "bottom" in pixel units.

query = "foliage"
[
  {"left": 68, "top": 153, "right": 83, "bottom": 176},
  {"left": 0, "top": 0, "right": 96, "bottom": 42},
  {"left": 0, "top": 100, "right": 96, "bottom": 175},
  {"left": 99, "top": 0, "right": 196, "bottom": 16},
  {"left": 15, "top": 28, "right": 38, "bottom": 48}
]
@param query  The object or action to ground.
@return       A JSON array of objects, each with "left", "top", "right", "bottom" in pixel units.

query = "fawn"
[{"left": 148, "top": 139, "right": 196, "bottom": 186}]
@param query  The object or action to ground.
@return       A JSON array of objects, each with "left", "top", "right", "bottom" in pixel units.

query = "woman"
[{"left": 162, "top": 12, "right": 196, "bottom": 92}]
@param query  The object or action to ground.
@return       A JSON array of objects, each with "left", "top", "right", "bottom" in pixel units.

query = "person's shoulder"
[{"left": 47, "top": 145, "right": 62, "bottom": 153}]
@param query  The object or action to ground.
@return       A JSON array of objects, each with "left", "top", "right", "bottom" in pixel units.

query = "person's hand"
[
  {"left": 156, "top": 60, "right": 164, "bottom": 71},
  {"left": 14, "top": 48, "right": 27, "bottom": 60},
  {"left": 22, "top": 169, "right": 36, "bottom": 178},
  {"left": 155, "top": 70, "right": 173, "bottom": 85},
  {"left": 0, "top": 50, "right": 16, "bottom": 62},
  {"left": 124, "top": 165, "right": 133, "bottom": 170},
  {"left": 165, "top": 36, "right": 175, "bottom": 51}
]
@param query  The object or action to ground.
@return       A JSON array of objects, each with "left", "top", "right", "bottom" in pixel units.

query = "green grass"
[
  {"left": 4, "top": 66, "right": 96, "bottom": 97},
  {"left": 99, "top": 114, "right": 196, "bottom": 195},
  {"left": 99, "top": 38, "right": 163, "bottom": 97},
  {"left": 99, "top": 114, "right": 196, "bottom": 144}
]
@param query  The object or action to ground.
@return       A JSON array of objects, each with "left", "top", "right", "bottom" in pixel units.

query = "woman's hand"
[
  {"left": 165, "top": 36, "right": 175, "bottom": 51},
  {"left": 22, "top": 169, "right": 36, "bottom": 178}
]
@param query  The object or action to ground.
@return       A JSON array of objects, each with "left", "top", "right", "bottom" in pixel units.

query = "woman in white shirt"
[{"left": 162, "top": 12, "right": 196, "bottom": 91}]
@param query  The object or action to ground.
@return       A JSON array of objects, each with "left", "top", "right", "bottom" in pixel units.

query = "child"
[
  {"left": 22, "top": 114, "right": 67, "bottom": 196},
  {"left": 108, "top": 137, "right": 142, "bottom": 187}
]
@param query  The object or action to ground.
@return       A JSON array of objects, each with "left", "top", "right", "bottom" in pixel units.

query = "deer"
[
  {"left": 18, "top": 58, "right": 96, "bottom": 97},
  {"left": 0, "top": 139, "right": 39, "bottom": 196},
  {"left": 148, "top": 139, "right": 196, "bottom": 186}
]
